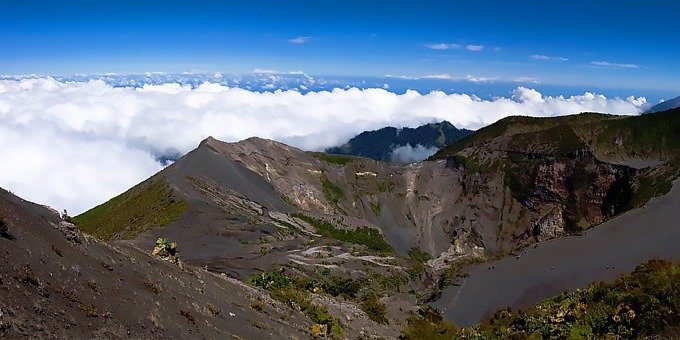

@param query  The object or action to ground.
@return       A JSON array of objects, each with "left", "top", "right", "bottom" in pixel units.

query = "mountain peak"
[{"left": 198, "top": 135, "right": 219, "bottom": 147}]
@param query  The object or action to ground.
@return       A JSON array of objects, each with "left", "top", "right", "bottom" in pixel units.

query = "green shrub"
[
  {"left": 369, "top": 201, "right": 381, "bottom": 216},
  {"left": 270, "top": 283, "right": 344, "bottom": 338},
  {"left": 361, "top": 295, "right": 388, "bottom": 324},
  {"left": 407, "top": 247, "right": 432, "bottom": 263},
  {"left": 321, "top": 176, "right": 345, "bottom": 206},
  {"left": 401, "top": 306, "right": 458, "bottom": 339},
  {"left": 248, "top": 269, "right": 293, "bottom": 290},
  {"left": 377, "top": 180, "right": 396, "bottom": 193},
  {"left": 438, "top": 257, "right": 484, "bottom": 289},
  {"left": 311, "top": 152, "right": 355, "bottom": 166},
  {"left": 292, "top": 213, "right": 392, "bottom": 253}
]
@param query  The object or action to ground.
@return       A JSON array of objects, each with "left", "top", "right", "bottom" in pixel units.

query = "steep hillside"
[
  {"left": 645, "top": 95, "right": 680, "bottom": 114},
  {"left": 0, "top": 187, "right": 313, "bottom": 338},
  {"left": 433, "top": 109, "right": 680, "bottom": 232},
  {"left": 326, "top": 121, "right": 472, "bottom": 162}
]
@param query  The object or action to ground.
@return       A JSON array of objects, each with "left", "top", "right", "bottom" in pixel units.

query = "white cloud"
[
  {"left": 425, "top": 43, "right": 460, "bottom": 50},
  {"left": 288, "top": 36, "right": 310, "bottom": 44},
  {"left": 251, "top": 68, "right": 279, "bottom": 74},
  {"left": 0, "top": 77, "right": 646, "bottom": 214},
  {"left": 421, "top": 74, "right": 496, "bottom": 82},
  {"left": 390, "top": 144, "right": 440, "bottom": 163},
  {"left": 512, "top": 76, "right": 540, "bottom": 83},
  {"left": 531, "top": 54, "right": 568, "bottom": 61},
  {"left": 464, "top": 75, "right": 497, "bottom": 83},
  {"left": 251, "top": 68, "right": 309, "bottom": 77},
  {"left": 424, "top": 43, "right": 484, "bottom": 51},
  {"left": 591, "top": 61, "right": 638, "bottom": 68},
  {"left": 384, "top": 74, "right": 419, "bottom": 80},
  {"left": 423, "top": 74, "right": 453, "bottom": 79},
  {"left": 512, "top": 86, "right": 545, "bottom": 103}
]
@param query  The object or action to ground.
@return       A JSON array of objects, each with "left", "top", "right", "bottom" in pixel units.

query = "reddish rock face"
[{"left": 507, "top": 152, "right": 634, "bottom": 234}]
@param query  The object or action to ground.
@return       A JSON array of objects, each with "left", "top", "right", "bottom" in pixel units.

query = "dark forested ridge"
[{"left": 326, "top": 121, "right": 472, "bottom": 162}]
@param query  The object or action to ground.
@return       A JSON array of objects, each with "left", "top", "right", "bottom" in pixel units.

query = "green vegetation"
[
  {"left": 437, "top": 109, "right": 680, "bottom": 166},
  {"left": 630, "top": 168, "right": 675, "bottom": 208},
  {"left": 369, "top": 201, "right": 381, "bottom": 216},
  {"left": 401, "top": 306, "right": 458, "bottom": 339},
  {"left": 309, "top": 269, "right": 405, "bottom": 298},
  {"left": 249, "top": 269, "right": 344, "bottom": 338},
  {"left": 402, "top": 259, "right": 680, "bottom": 338},
  {"left": 594, "top": 109, "right": 680, "bottom": 158},
  {"left": 406, "top": 247, "right": 432, "bottom": 279},
  {"left": 361, "top": 295, "right": 388, "bottom": 324},
  {"left": 508, "top": 124, "right": 587, "bottom": 155},
  {"left": 438, "top": 257, "right": 485, "bottom": 289},
  {"left": 311, "top": 152, "right": 356, "bottom": 166},
  {"left": 433, "top": 113, "right": 612, "bottom": 160},
  {"left": 250, "top": 268, "right": 402, "bottom": 330},
  {"left": 248, "top": 269, "right": 293, "bottom": 290},
  {"left": 73, "top": 178, "right": 188, "bottom": 241},
  {"left": 292, "top": 213, "right": 393, "bottom": 253},
  {"left": 321, "top": 175, "right": 345, "bottom": 206},
  {"left": 367, "top": 271, "right": 407, "bottom": 294},
  {"left": 407, "top": 247, "right": 432, "bottom": 263},
  {"left": 377, "top": 180, "right": 396, "bottom": 193}
]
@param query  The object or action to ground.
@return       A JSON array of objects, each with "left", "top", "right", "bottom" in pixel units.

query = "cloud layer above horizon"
[{"left": 0, "top": 77, "right": 647, "bottom": 214}]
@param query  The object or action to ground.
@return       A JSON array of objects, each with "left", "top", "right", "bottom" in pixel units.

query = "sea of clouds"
[{"left": 0, "top": 77, "right": 647, "bottom": 213}]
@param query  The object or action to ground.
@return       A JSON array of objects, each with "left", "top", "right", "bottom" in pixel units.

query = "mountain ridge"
[
  {"left": 644, "top": 95, "right": 680, "bottom": 114},
  {"left": 326, "top": 121, "right": 473, "bottom": 162}
]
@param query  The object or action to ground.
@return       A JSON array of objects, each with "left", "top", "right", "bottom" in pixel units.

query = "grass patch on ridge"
[
  {"left": 73, "top": 178, "right": 188, "bottom": 241},
  {"left": 292, "top": 213, "right": 393, "bottom": 253}
]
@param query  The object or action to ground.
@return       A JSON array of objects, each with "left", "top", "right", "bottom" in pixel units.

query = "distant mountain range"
[
  {"left": 645, "top": 95, "right": 680, "bottom": 114},
  {"left": 325, "top": 121, "right": 473, "bottom": 162}
]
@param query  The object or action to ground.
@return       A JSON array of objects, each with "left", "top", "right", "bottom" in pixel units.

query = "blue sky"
[{"left": 1, "top": 0, "right": 679, "bottom": 93}]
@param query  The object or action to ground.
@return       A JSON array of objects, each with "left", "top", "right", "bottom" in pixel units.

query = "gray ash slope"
[
  {"left": 0, "top": 187, "right": 311, "bottom": 339},
  {"left": 433, "top": 178, "right": 680, "bottom": 326}
]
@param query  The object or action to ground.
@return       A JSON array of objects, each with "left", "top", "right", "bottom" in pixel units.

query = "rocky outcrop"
[
  {"left": 51, "top": 220, "right": 81, "bottom": 244},
  {"left": 532, "top": 207, "right": 564, "bottom": 241},
  {"left": 507, "top": 152, "right": 635, "bottom": 232}
]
